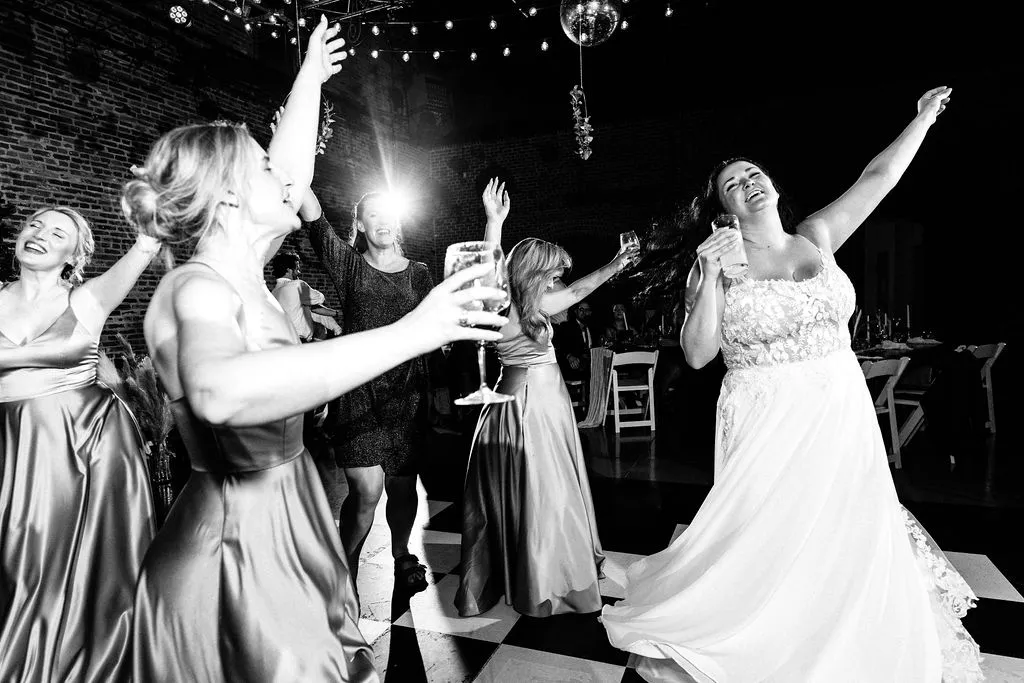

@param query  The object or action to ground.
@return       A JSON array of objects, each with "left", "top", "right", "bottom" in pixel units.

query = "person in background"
[
  {"left": 0, "top": 206, "right": 160, "bottom": 682},
  {"left": 270, "top": 250, "right": 337, "bottom": 342}
]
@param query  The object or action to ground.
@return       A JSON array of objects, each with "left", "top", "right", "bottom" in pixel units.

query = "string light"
[
  {"left": 348, "top": 47, "right": 355, "bottom": 56},
  {"left": 244, "top": 22, "right": 252, "bottom": 31},
  {"left": 222, "top": 13, "right": 229, "bottom": 21},
  {"left": 528, "top": 6, "right": 537, "bottom": 16},
  {"left": 470, "top": 51, "right": 478, "bottom": 61},
  {"left": 488, "top": 17, "right": 497, "bottom": 29},
  {"left": 297, "top": 17, "right": 305, "bottom": 27},
  {"left": 444, "top": 20, "right": 454, "bottom": 30},
  {"left": 665, "top": 4, "right": 674, "bottom": 16},
  {"left": 432, "top": 50, "right": 441, "bottom": 59},
  {"left": 232, "top": 5, "right": 241, "bottom": 15},
  {"left": 270, "top": 29, "right": 278, "bottom": 37},
  {"left": 410, "top": 24, "right": 418, "bottom": 35},
  {"left": 402, "top": 51, "right": 410, "bottom": 62},
  {"left": 371, "top": 49, "right": 379, "bottom": 58},
  {"left": 540, "top": 40, "right": 549, "bottom": 51},
  {"left": 621, "top": 19, "right": 629, "bottom": 29},
  {"left": 502, "top": 46, "right": 510, "bottom": 56},
  {"left": 371, "top": 25, "right": 380, "bottom": 35}
]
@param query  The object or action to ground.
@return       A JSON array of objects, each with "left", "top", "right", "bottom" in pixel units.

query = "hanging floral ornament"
[
  {"left": 269, "top": 95, "right": 335, "bottom": 156},
  {"left": 570, "top": 85, "right": 592, "bottom": 160}
]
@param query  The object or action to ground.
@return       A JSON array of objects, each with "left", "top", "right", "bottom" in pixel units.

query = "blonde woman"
[
  {"left": 123, "top": 18, "right": 506, "bottom": 681},
  {"left": 456, "top": 179, "right": 637, "bottom": 618},
  {"left": 0, "top": 206, "right": 160, "bottom": 681}
]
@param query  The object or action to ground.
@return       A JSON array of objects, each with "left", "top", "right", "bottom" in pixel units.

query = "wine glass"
[
  {"left": 444, "top": 241, "right": 514, "bottom": 405},
  {"left": 619, "top": 231, "right": 640, "bottom": 267}
]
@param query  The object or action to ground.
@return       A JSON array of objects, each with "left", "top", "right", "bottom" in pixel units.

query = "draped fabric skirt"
[
  {"left": 601, "top": 351, "right": 983, "bottom": 683},
  {"left": 457, "top": 362, "right": 605, "bottom": 618},
  {"left": 132, "top": 450, "right": 378, "bottom": 682},
  {"left": 0, "top": 384, "right": 156, "bottom": 682}
]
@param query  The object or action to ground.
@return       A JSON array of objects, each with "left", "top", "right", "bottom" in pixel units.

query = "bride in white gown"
[{"left": 601, "top": 87, "right": 984, "bottom": 682}]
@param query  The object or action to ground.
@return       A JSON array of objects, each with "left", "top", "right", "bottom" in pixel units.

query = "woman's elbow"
[
  {"left": 186, "top": 384, "right": 244, "bottom": 427},
  {"left": 683, "top": 349, "right": 712, "bottom": 370}
]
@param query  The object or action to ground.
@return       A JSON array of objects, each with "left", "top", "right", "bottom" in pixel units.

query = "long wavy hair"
[
  {"left": 19, "top": 206, "right": 95, "bottom": 286},
  {"left": 634, "top": 156, "right": 798, "bottom": 315},
  {"left": 120, "top": 121, "right": 253, "bottom": 268},
  {"left": 506, "top": 237, "right": 572, "bottom": 344}
]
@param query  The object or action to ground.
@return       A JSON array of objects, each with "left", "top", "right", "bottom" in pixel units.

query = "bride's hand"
[
  {"left": 400, "top": 263, "right": 508, "bottom": 350},
  {"left": 696, "top": 227, "right": 740, "bottom": 280}
]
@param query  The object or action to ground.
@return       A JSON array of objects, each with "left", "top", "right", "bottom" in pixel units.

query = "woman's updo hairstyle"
[
  {"left": 121, "top": 121, "right": 253, "bottom": 267},
  {"left": 21, "top": 206, "right": 95, "bottom": 286}
]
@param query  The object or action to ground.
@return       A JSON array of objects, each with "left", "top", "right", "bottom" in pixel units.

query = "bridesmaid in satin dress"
[
  {"left": 456, "top": 179, "right": 638, "bottom": 618},
  {"left": 125, "top": 18, "right": 508, "bottom": 682},
  {"left": 0, "top": 206, "right": 160, "bottom": 681}
]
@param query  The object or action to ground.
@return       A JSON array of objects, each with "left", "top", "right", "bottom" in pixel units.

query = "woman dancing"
[
  {"left": 602, "top": 88, "right": 983, "bottom": 682},
  {"left": 456, "top": 179, "right": 638, "bottom": 617},
  {"left": 302, "top": 184, "right": 436, "bottom": 596},
  {"left": 126, "top": 18, "right": 507, "bottom": 681},
  {"left": 0, "top": 206, "right": 159, "bottom": 681}
]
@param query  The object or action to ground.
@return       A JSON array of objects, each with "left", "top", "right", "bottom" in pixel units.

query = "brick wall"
[{"left": 0, "top": 0, "right": 425, "bottom": 353}]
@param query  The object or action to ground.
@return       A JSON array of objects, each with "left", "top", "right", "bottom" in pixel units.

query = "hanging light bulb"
[
  {"left": 402, "top": 52, "right": 410, "bottom": 62},
  {"left": 469, "top": 51, "right": 478, "bottom": 61},
  {"left": 410, "top": 24, "right": 418, "bottom": 35},
  {"left": 502, "top": 46, "right": 511, "bottom": 57},
  {"left": 222, "top": 13, "right": 230, "bottom": 21},
  {"left": 270, "top": 29, "right": 279, "bottom": 37},
  {"left": 297, "top": 17, "right": 306, "bottom": 27},
  {"left": 665, "top": 4, "right": 674, "bottom": 16},
  {"left": 432, "top": 50, "right": 441, "bottom": 60},
  {"left": 244, "top": 22, "right": 252, "bottom": 31},
  {"left": 371, "top": 25, "right": 380, "bottom": 35},
  {"left": 268, "top": 14, "right": 277, "bottom": 23},
  {"left": 290, "top": 36, "right": 297, "bottom": 44},
  {"left": 528, "top": 6, "right": 538, "bottom": 16},
  {"left": 489, "top": 17, "right": 497, "bottom": 29},
  {"left": 621, "top": 19, "right": 629, "bottom": 29},
  {"left": 371, "top": 49, "right": 379, "bottom": 58},
  {"left": 540, "top": 40, "right": 549, "bottom": 51},
  {"left": 445, "top": 20, "right": 454, "bottom": 30},
  {"left": 233, "top": 5, "right": 242, "bottom": 15}
]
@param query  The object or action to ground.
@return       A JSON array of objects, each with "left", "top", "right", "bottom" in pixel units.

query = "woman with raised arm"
[
  {"left": 0, "top": 206, "right": 160, "bottom": 682},
  {"left": 125, "top": 18, "right": 506, "bottom": 681},
  {"left": 302, "top": 186, "right": 436, "bottom": 597},
  {"left": 602, "top": 88, "right": 983, "bottom": 682},
  {"left": 455, "top": 179, "right": 638, "bottom": 618}
]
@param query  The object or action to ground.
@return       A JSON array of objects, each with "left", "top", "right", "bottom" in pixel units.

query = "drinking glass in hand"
[
  {"left": 711, "top": 214, "right": 749, "bottom": 278},
  {"left": 443, "top": 241, "right": 514, "bottom": 405},
  {"left": 619, "top": 231, "right": 640, "bottom": 267}
]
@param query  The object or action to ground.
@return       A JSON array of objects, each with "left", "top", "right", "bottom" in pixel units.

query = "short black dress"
[{"left": 306, "top": 217, "right": 432, "bottom": 475}]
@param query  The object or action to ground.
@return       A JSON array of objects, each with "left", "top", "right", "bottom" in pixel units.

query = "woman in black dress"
[{"left": 302, "top": 189, "right": 433, "bottom": 593}]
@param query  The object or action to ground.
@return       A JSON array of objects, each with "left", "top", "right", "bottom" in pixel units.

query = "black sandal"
[{"left": 394, "top": 553, "right": 429, "bottom": 594}]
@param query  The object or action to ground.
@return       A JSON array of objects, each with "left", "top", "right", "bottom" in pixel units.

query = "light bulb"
[
  {"left": 402, "top": 52, "right": 410, "bottom": 62},
  {"left": 470, "top": 51, "right": 478, "bottom": 61},
  {"left": 489, "top": 18, "right": 497, "bottom": 29},
  {"left": 371, "top": 49, "right": 379, "bottom": 58},
  {"left": 445, "top": 20, "right": 454, "bottom": 30}
]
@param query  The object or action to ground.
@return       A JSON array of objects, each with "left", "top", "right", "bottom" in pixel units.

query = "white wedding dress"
[{"left": 601, "top": 242, "right": 983, "bottom": 683}]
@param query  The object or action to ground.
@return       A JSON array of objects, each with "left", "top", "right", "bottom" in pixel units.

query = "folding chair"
[
  {"left": 861, "top": 356, "right": 911, "bottom": 469},
  {"left": 607, "top": 350, "right": 659, "bottom": 433},
  {"left": 967, "top": 343, "right": 1006, "bottom": 434}
]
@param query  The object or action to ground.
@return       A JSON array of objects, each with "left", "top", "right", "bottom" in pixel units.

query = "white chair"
[
  {"left": 564, "top": 378, "right": 585, "bottom": 410},
  {"left": 606, "top": 350, "right": 659, "bottom": 433},
  {"left": 861, "top": 356, "right": 911, "bottom": 469},
  {"left": 968, "top": 343, "right": 1006, "bottom": 434}
]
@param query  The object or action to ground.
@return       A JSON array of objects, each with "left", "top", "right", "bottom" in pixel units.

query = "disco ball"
[{"left": 559, "top": 0, "right": 623, "bottom": 47}]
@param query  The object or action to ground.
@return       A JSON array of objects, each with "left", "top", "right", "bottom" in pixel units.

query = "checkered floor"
[{"left": 347, "top": 483, "right": 1024, "bottom": 683}]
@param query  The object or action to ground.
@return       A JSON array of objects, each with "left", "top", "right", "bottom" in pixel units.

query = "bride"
[{"left": 601, "top": 87, "right": 984, "bottom": 682}]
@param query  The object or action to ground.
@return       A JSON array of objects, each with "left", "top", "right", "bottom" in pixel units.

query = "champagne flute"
[{"left": 444, "top": 241, "right": 514, "bottom": 405}]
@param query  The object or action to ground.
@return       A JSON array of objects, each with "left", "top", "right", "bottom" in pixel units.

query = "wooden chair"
[
  {"left": 967, "top": 343, "right": 1006, "bottom": 434},
  {"left": 607, "top": 350, "right": 659, "bottom": 433},
  {"left": 861, "top": 356, "right": 911, "bottom": 469}
]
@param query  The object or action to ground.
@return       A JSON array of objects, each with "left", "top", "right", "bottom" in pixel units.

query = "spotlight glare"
[
  {"left": 381, "top": 189, "right": 413, "bottom": 220},
  {"left": 168, "top": 4, "right": 189, "bottom": 25}
]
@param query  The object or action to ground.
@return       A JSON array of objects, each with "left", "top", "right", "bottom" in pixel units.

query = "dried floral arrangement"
[{"left": 570, "top": 85, "right": 593, "bottom": 160}]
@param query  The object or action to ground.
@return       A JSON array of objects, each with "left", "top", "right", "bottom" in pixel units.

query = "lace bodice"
[{"left": 720, "top": 247, "right": 856, "bottom": 370}]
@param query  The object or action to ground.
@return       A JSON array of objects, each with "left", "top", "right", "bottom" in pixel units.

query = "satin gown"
[
  {"left": 456, "top": 321, "right": 605, "bottom": 618},
  {"left": 132, "top": 271, "right": 377, "bottom": 682},
  {"left": 601, "top": 245, "right": 983, "bottom": 682},
  {"left": 0, "top": 296, "right": 156, "bottom": 682}
]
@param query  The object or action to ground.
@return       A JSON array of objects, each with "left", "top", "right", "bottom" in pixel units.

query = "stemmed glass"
[{"left": 444, "top": 241, "right": 514, "bottom": 405}]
